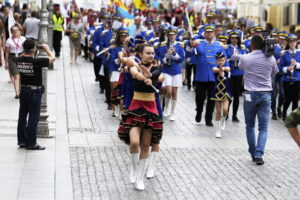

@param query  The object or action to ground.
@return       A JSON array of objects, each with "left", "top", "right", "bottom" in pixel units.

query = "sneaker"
[
  {"left": 232, "top": 116, "right": 240, "bottom": 123},
  {"left": 255, "top": 157, "right": 264, "bottom": 165},
  {"left": 195, "top": 112, "right": 201, "bottom": 123}
]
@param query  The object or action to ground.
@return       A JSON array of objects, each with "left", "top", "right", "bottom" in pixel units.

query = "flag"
[
  {"left": 133, "top": 0, "right": 146, "bottom": 11},
  {"left": 114, "top": 0, "right": 134, "bottom": 19}
]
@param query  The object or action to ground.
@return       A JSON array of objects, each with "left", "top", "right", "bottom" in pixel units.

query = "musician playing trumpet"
[{"left": 157, "top": 26, "right": 185, "bottom": 121}]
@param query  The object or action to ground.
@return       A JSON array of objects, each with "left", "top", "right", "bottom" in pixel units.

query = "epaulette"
[
  {"left": 194, "top": 39, "right": 204, "bottom": 44},
  {"left": 178, "top": 41, "right": 184, "bottom": 48},
  {"left": 223, "top": 44, "right": 229, "bottom": 49},
  {"left": 109, "top": 44, "right": 116, "bottom": 49},
  {"left": 102, "top": 29, "right": 109, "bottom": 36},
  {"left": 240, "top": 44, "right": 246, "bottom": 50},
  {"left": 160, "top": 41, "right": 167, "bottom": 47},
  {"left": 280, "top": 50, "right": 286, "bottom": 56},
  {"left": 110, "top": 39, "right": 115, "bottom": 45},
  {"left": 153, "top": 42, "right": 159, "bottom": 49},
  {"left": 149, "top": 38, "right": 155, "bottom": 43}
]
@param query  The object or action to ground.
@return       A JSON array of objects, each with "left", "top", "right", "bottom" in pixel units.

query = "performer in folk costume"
[
  {"left": 280, "top": 34, "right": 300, "bottom": 121},
  {"left": 225, "top": 30, "right": 246, "bottom": 122},
  {"left": 210, "top": 52, "right": 232, "bottom": 138},
  {"left": 118, "top": 43, "right": 165, "bottom": 191},
  {"left": 108, "top": 27, "right": 129, "bottom": 117},
  {"left": 157, "top": 26, "right": 185, "bottom": 121}
]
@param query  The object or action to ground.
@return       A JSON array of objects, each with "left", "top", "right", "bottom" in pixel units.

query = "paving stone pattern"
[{"left": 70, "top": 146, "right": 300, "bottom": 200}]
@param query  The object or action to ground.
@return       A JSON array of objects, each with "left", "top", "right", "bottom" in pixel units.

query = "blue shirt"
[
  {"left": 191, "top": 40, "right": 227, "bottom": 82},
  {"left": 157, "top": 41, "right": 185, "bottom": 75},
  {"left": 225, "top": 44, "right": 246, "bottom": 76},
  {"left": 279, "top": 50, "right": 300, "bottom": 82}
]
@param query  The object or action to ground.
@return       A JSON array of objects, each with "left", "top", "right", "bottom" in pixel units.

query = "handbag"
[{"left": 70, "top": 31, "right": 80, "bottom": 40}]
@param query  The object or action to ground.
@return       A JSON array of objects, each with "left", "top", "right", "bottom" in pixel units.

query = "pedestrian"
[
  {"left": 15, "top": 39, "right": 55, "bottom": 150},
  {"left": 5, "top": 24, "right": 26, "bottom": 99},
  {"left": 238, "top": 35, "right": 278, "bottom": 165},
  {"left": 280, "top": 34, "right": 300, "bottom": 121},
  {"left": 210, "top": 52, "right": 232, "bottom": 138},
  {"left": 52, "top": 7, "right": 64, "bottom": 57},
  {"left": 23, "top": 11, "right": 40, "bottom": 40},
  {"left": 284, "top": 107, "right": 300, "bottom": 148},
  {"left": 66, "top": 14, "right": 84, "bottom": 64},
  {"left": 117, "top": 43, "right": 164, "bottom": 190}
]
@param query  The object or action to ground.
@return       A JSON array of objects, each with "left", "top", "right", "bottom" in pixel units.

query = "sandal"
[{"left": 26, "top": 144, "right": 46, "bottom": 150}]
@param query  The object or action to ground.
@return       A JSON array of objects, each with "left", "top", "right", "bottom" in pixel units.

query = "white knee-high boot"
[
  {"left": 130, "top": 153, "right": 139, "bottom": 184},
  {"left": 221, "top": 116, "right": 226, "bottom": 131},
  {"left": 169, "top": 100, "right": 177, "bottom": 121},
  {"left": 163, "top": 97, "right": 171, "bottom": 117},
  {"left": 215, "top": 120, "right": 222, "bottom": 138},
  {"left": 159, "top": 95, "right": 164, "bottom": 108},
  {"left": 134, "top": 158, "right": 147, "bottom": 190},
  {"left": 146, "top": 152, "right": 158, "bottom": 179}
]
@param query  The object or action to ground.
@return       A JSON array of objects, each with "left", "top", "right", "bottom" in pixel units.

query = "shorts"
[
  {"left": 162, "top": 73, "right": 182, "bottom": 87},
  {"left": 110, "top": 71, "right": 120, "bottom": 82}
]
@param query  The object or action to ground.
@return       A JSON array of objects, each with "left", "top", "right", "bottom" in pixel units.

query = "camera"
[
  {"left": 261, "top": 31, "right": 275, "bottom": 57},
  {"left": 36, "top": 44, "right": 43, "bottom": 49}
]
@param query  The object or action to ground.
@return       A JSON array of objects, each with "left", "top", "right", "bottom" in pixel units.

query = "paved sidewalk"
[{"left": 0, "top": 37, "right": 299, "bottom": 200}]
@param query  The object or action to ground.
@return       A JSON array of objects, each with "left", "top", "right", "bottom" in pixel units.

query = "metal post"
[
  {"left": 37, "top": 0, "right": 50, "bottom": 137},
  {"left": 47, "top": 0, "right": 54, "bottom": 69}
]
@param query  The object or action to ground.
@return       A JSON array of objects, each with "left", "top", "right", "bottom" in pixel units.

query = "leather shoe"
[
  {"left": 232, "top": 116, "right": 240, "bottom": 123},
  {"left": 26, "top": 144, "right": 45, "bottom": 150},
  {"left": 206, "top": 121, "right": 213, "bottom": 126},
  {"left": 195, "top": 112, "right": 201, "bottom": 123},
  {"left": 271, "top": 113, "right": 277, "bottom": 120},
  {"left": 255, "top": 157, "right": 264, "bottom": 165},
  {"left": 18, "top": 143, "right": 26, "bottom": 148},
  {"left": 277, "top": 108, "right": 282, "bottom": 118}
]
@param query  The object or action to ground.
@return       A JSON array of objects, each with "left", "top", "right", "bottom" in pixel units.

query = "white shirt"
[
  {"left": 23, "top": 17, "right": 40, "bottom": 39},
  {"left": 6, "top": 36, "right": 26, "bottom": 53}
]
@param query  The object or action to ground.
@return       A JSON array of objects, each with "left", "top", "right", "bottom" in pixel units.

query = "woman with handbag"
[{"left": 65, "top": 14, "right": 84, "bottom": 64}]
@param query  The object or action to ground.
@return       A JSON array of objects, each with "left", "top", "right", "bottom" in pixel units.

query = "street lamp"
[
  {"left": 37, "top": 0, "right": 50, "bottom": 137},
  {"left": 47, "top": 0, "right": 54, "bottom": 69}
]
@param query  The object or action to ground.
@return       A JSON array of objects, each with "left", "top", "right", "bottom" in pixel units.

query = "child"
[{"left": 211, "top": 52, "right": 232, "bottom": 138}]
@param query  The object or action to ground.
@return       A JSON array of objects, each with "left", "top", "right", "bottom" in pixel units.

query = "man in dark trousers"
[
  {"left": 16, "top": 39, "right": 55, "bottom": 150},
  {"left": 52, "top": 5, "right": 64, "bottom": 57}
]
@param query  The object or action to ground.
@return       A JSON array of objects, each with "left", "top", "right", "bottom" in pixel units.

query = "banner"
[
  {"left": 114, "top": 0, "right": 134, "bottom": 19},
  {"left": 216, "top": 0, "right": 238, "bottom": 10}
]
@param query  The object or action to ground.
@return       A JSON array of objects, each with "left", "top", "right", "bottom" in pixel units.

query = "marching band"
[{"left": 83, "top": 10, "right": 300, "bottom": 191}]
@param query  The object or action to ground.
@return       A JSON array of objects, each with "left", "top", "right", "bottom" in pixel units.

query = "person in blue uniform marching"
[
  {"left": 280, "top": 34, "right": 300, "bottom": 121},
  {"left": 108, "top": 27, "right": 129, "bottom": 117},
  {"left": 225, "top": 30, "right": 246, "bottom": 122},
  {"left": 140, "top": 19, "right": 154, "bottom": 42},
  {"left": 188, "top": 24, "right": 227, "bottom": 126},
  {"left": 157, "top": 26, "right": 185, "bottom": 121}
]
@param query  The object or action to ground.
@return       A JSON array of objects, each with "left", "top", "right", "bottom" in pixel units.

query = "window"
[{"left": 283, "top": 5, "right": 289, "bottom": 26}]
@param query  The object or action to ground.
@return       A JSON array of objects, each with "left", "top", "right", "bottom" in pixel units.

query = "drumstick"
[{"left": 150, "top": 84, "right": 160, "bottom": 93}]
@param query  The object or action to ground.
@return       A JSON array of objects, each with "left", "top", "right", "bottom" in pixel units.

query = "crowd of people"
[
  {"left": 58, "top": 3, "right": 300, "bottom": 191},
  {"left": 0, "top": 1, "right": 299, "bottom": 192}
]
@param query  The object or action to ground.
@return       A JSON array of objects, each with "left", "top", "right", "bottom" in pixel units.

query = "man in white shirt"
[
  {"left": 133, "top": 16, "right": 145, "bottom": 37},
  {"left": 23, "top": 11, "right": 40, "bottom": 40}
]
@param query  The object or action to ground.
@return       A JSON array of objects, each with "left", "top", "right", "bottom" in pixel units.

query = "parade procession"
[{"left": 0, "top": 0, "right": 300, "bottom": 199}]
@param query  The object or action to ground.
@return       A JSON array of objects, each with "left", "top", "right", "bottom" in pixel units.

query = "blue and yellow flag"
[
  {"left": 114, "top": 0, "right": 134, "bottom": 19},
  {"left": 133, "top": 0, "right": 146, "bottom": 11}
]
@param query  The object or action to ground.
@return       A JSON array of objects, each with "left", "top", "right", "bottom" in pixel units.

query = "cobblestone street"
[
  {"left": 62, "top": 41, "right": 300, "bottom": 199},
  {"left": 0, "top": 38, "right": 299, "bottom": 200}
]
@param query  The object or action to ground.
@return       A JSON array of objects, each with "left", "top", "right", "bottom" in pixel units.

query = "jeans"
[
  {"left": 243, "top": 92, "right": 271, "bottom": 158},
  {"left": 17, "top": 87, "right": 42, "bottom": 147}
]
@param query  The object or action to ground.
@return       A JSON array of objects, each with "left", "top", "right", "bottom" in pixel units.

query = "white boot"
[
  {"left": 159, "top": 95, "right": 164, "bottom": 108},
  {"left": 134, "top": 158, "right": 147, "bottom": 191},
  {"left": 130, "top": 153, "right": 139, "bottom": 184},
  {"left": 221, "top": 116, "right": 226, "bottom": 131},
  {"left": 147, "top": 152, "right": 158, "bottom": 179},
  {"left": 115, "top": 105, "right": 119, "bottom": 117},
  {"left": 215, "top": 120, "right": 222, "bottom": 138},
  {"left": 169, "top": 100, "right": 177, "bottom": 121},
  {"left": 163, "top": 97, "right": 171, "bottom": 118},
  {"left": 112, "top": 110, "right": 116, "bottom": 117}
]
